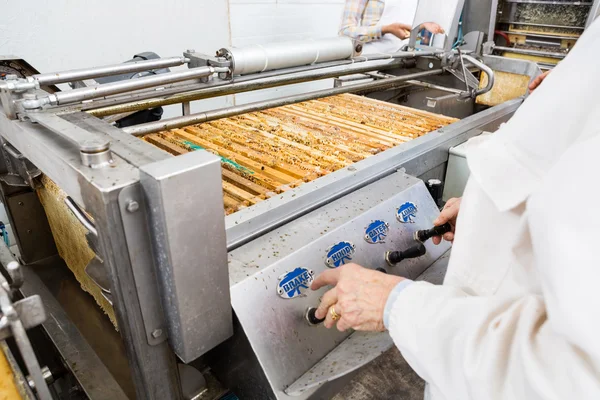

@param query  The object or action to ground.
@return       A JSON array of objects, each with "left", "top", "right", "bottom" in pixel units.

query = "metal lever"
[
  {"left": 414, "top": 223, "right": 452, "bottom": 243},
  {"left": 385, "top": 243, "right": 426, "bottom": 266},
  {"left": 64, "top": 196, "right": 97, "bottom": 236},
  {"left": 305, "top": 307, "right": 325, "bottom": 326}
]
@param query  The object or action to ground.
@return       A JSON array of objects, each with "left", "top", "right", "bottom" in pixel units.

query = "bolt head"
[
  {"left": 126, "top": 201, "right": 139, "bottom": 213},
  {"left": 152, "top": 329, "right": 163, "bottom": 338}
]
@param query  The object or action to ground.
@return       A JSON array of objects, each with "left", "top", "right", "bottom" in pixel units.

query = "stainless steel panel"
[
  {"left": 227, "top": 172, "right": 450, "bottom": 399},
  {"left": 140, "top": 150, "right": 232, "bottom": 362},
  {"left": 84, "top": 180, "right": 182, "bottom": 399},
  {"left": 118, "top": 184, "right": 168, "bottom": 346},
  {"left": 285, "top": 331, "right": 393, "bottom": 396}
]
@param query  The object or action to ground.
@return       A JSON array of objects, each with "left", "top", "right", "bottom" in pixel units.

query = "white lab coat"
[{"left": 387, "top": 19, "right": 600, "bottom": 400}]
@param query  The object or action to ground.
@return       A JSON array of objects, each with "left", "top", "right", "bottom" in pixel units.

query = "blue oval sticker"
[
  {"left": 325, "top": 241, "right": 356, "bottom": 268},
  {"left": 277, "top": 267, "right": 315, "bottom": 299},
  {"left": 364, "top": 220, "right": 389, "bottom": 244},
  {"left": 397, "top": 202, "right": 418, "bottom": 223}
]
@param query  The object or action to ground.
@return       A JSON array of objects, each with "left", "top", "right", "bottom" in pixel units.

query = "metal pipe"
[
  {"left": 462, "top": 55, "right": 495, "bottom": 97},
  {"left": 31, "top": 57, "right": 190, "bottom": 86},
  {"left": 223, "top": 37, "right": 356, "bottom": 75},
  {"left": 494, "top": 46, "right": 566, "bottom": 59},
  {"left": 66, "top": 61, "right": 361, "bottom": 115},
  {"left": 89, "top": 55, "right": 428, "bottom": 117},
  {"left": 122, "top": 69, "right": 443, "bottom": 136},
  {"left": 404, "top": 80, "right": 464, "bottom": 94},
  {"left": 51, "top": 66, "right": 215, "bottom": 106}
]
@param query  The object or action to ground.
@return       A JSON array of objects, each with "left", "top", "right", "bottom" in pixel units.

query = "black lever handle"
[
  {"left": 385, "top": 243, "right": 426, "bottom": 266},
  {"left": 305, "top": 307, "right": 325, "bottom": 326},
  {"left": 413, "top": 223, "right": 452, "bottom": 243}
]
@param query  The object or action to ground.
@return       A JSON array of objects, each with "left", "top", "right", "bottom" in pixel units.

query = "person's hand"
[
  {"left": 529, "top": 70, "right": 550, "bottom": 93},
  {"left": 432, "top": 197, "right": 461, "bottom": 245},
  {"left": 420, "top": 22, "right": 445, "bottom": 35},
  {"left": 382, "top": 23, "right": 412, "bottom": 40},
  {"left": 311, "top": 264, "right": 404, "bottom": 332}
]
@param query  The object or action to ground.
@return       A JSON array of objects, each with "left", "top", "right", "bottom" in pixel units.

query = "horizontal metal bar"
[
  {"left": 122, "top": 69, "right": 443, "bottom": 136},
  {"left": 32, "top": 57, "right": 189, "bottom": 86},
  {"left": 52, "top": 66, "right": 215, "bottom": 106},
  {"left": 404, "top": 80, "right": 464, "bottom": 94},
  {"left": 494, "top": 46, "right": 567, "bottom": 58},
  {"left": 87, "top": 53, "right": 431, "bottom": 117},
  {"left": 503, "top": 0, "right": 591, "bottom": 4},
  {"left": 497, "top": 30, "right": 582, "bottom": 40},
  {"left": 526, "top": 38, "right": 561, "bottom": 47},
  {"left": 502, "top": 20, "right": 585, "bottom": 29}
]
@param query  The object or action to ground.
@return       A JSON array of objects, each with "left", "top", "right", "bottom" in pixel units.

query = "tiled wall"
[{"left": 229, "top": 0, "right": 346, "bottom": 103}]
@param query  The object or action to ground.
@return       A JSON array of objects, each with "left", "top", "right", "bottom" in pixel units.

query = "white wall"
[
  {"left": 229, "top": 0, "right": 345, "bottom": 104},
  {"left": 0, "top": 0, "right": 233, "bottom": 117},
  {"left": 1, "top": 0, "right": 346, "bottom": 113}
]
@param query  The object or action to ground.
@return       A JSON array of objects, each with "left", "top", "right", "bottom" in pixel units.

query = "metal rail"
[
  {"left": 31, "top": 57, "right": 190, "bottom": 86},
  {"left": 225, "top": 98, "right": 524, "bottom": 249},
  {"left": 122, "top": 69, "right": 444, "bottom": 136},
  {"left": 22, "top": 67, "right": 219, "bottom": 109},
  {"left": 494, "top": 46, "right": 567, "bottom": 58},
  {"left": 87, "top": 52, "right": 435, "bottom": 118}
]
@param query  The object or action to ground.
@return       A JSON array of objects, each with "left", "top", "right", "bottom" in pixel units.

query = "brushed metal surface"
[{"left": 226, "top": 172, "right": 450, "bottom": 399}]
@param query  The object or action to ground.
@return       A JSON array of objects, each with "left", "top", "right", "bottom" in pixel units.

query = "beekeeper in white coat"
[{"left": 312, "top": 17, "right": 600, "bottom": 400}]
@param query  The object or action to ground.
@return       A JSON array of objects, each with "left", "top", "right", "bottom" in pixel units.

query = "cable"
[{"left": 452, "top": 13, "right": 464, "bottom": 49}]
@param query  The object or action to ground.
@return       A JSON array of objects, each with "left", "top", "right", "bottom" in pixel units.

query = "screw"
[
  {"left": 126, "top": 201, "right": 139, "bottom": 213},
  {"left": 18, "top": 202, "right": 23, "bottom": 206},
  {"left": 27, "top": 230, "right": 32, "bottom": 234},
  {"left": 152, "top": 329, "right": 163, "bottom": 338}
]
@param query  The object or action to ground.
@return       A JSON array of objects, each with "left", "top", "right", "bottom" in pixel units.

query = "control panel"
[{"left": 227, "top": 171, "right": 450, "bottom": 399}]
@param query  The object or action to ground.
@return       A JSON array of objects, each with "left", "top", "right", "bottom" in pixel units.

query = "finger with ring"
[{"left": 330, "top": 306, "right": 340, "bottom": 321}]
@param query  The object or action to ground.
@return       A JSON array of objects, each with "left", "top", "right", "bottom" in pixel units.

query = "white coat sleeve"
[{"left": 387, "top": 144, "right": 600, "bottom": 400}]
